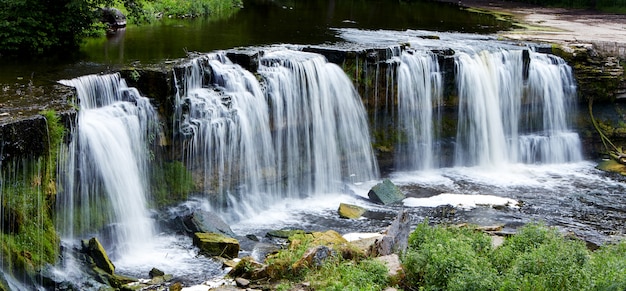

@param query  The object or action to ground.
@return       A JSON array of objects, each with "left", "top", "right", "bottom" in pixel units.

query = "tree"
[{"left": 0, "top": 0, "right": 117, "bottom": 57}]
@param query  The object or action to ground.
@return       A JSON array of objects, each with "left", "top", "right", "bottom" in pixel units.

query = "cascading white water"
[
  {"left": 176, "top": 54, "right": 277, "bottom": 220},
  {"left": 58, "top": 73, "right": 157, "bottom": 256},
  {"left": 261, "top": 50, "right": 379, "bottom": 193},
  {"left": 176, "top": 50, "right": 379, "bottom": 221},
  {"left": 396, "top": 50, "right": 442, "bottom": 170},
  {"left": 454, "top": 49, "right": 581, "bottom": 167}
]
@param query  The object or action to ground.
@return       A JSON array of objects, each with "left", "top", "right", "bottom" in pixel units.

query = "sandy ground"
[{"left": 443, "top": 0, "right": 626, "bottom": 56}]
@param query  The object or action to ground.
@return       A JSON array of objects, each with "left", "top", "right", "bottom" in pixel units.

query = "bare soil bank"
[{"left": 440, "top": 0, "right": 626, "bottom": 57}]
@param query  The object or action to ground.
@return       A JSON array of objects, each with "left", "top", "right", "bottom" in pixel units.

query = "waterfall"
[
  {"left": 58, "top": 73, "right": 157, "bottom": 256},
  {"left": 261, "top": 50, "right": 378, "bottom": 193},
  {"left": 175, "top": 50, "right": 379, "bottom": 221},
  {"left": 396, "top": 50, "right": 443, "bottom": 170},
  {"left": 454, "top": 49, "right": 581, "bottom": 167}
]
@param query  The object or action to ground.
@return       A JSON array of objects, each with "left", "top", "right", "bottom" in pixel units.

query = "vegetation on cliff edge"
[{"left": 0, "top": 0, "right": 242, "bottom": 58}]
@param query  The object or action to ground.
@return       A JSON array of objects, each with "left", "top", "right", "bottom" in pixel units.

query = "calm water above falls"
[
  {"left": 0, "top": 0, "right": 508, "bottom": 83},
  {"left": 81, "top": 0, "right": 509, "bottom": 64}
]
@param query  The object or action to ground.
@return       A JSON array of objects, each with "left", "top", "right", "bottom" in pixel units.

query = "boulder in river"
[
  {"left": 368, "top": 179, "right": 405, "bottom": 205},
  {"left": 84, "top": 237, "right": 115, "bottom": 275},
  {"left": 338, "top": 203, "right": 366, "bottom": 219},
  {"left": 100, "top": 7, "right": 126, "bottom": 28},
  {"left": 193, "top": 232, "right": 240, "bottom": 259},
  {"left": 183, "top": 210, "right": 236, "bottom": 238}
]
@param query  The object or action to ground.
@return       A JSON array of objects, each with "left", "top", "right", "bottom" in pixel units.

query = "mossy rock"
[
  {"left": 193, "top": 232, "right": 240, "bottom": 259},
  {"left": 266, "top": 229, "right": 306, "bottom": 239},
  {"left": 309, "top": 230, "right": 348, "bottom": 246},
  {"left": 368, "top": 179, "right": 405, "bottom": 205},
  {"left": 87, "top": 237, "right": 115, "bottom": 275},
  {"left": 597, "top": 159, "right": 626, "bottom": 175},
  {"left": 338, "top": 203, "right": 366, "bottom": 219},
  {"left": 228, "top": 256, "right": 267, "bottom": 280}
]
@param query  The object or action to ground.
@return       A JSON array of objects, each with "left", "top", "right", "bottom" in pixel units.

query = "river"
[{"left": 2, "top": 0, "right": 625, "bottom": 289}]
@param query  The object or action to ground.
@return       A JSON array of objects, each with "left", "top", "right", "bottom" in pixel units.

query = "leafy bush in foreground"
[
  {"left": 402, "top": 221, "right": 626, "bottom": 291},
  {"left": 404, "top": 221, "right": 498, "bottom": 290},
  {"left": 266, "top": 232, "right": 389, "bottom": 290},
  {"left": 264, "top": 222, "right": 626, "bottom": 291}
]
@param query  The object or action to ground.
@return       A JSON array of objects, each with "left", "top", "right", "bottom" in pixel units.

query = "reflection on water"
[
  {"left": 0, "top": 0, "right": 510, "bottom": 83},
  {"left": 79, "top": 0, "right": 510, "bottom": 64}
]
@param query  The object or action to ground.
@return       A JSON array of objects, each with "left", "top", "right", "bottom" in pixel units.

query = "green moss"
[
  {"left": 40, "top": 109, "right": 66, "bottom": 203},
  {"left": 0, "top": 158, "right": 60, "bottom": 277},
  {"left": 151, "top": 161, "right": 195, "bottom": 208},
  {"left": 264, "top": 231, "right": 390, "bottom": 290}
]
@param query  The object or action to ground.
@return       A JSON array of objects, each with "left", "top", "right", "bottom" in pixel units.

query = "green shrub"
[
  {"left": 124, "top": 0, "right": 242, "bottom": 23},
  {"left": 490, "top": 222, "right": 563, "bottom": 273},
  {"left": 589, "top": 241, "right": 626, "bottom": 290},
  {"left": 404, "top": 221, "right": 498, "bottom": 290},
  {"left": 501, "top": 238, "right": 591, "bottom": 290}
]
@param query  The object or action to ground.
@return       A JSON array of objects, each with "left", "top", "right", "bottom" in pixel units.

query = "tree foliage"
[{"left": 0, "top": 0, "right": 112, "bottom": 57}]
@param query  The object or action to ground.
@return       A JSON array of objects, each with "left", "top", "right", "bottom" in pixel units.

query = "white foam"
[{"left": 404, "top": 193, "right": 519, "bottom": 209}]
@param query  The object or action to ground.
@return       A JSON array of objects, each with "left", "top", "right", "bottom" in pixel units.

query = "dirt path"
[{"left": 444, "top": 0, "right": 626, "bottom": 57}]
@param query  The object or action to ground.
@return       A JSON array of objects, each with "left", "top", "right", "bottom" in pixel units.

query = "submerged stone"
[
  {"left": 368, "top": 179, "right": 405, "bottom": 205},
  {"left": 193, "top": 232, "right": 240, "bottom": 259},
  {"left": 338, "top": 203, "right": 366, "bottom": 219}
]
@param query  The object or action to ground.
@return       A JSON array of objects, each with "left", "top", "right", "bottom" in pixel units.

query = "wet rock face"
[
  {"left": 552, "top": 44, "right": 626, "bottom": 104},
  {"left": 0, "top": 116, "right": 48, "bottom": 162},
  {"left": 0, "top": 83, "right": 75, "bottom": 162}
]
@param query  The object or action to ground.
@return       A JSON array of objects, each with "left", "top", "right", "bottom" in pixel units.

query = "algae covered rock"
[
  {"left": 368, "top": 179, "right": 405, "bottom": 205},
  {"left": 86, "top": 237, "right": 115, "bottom": 275},
  {"left": 193, "top": 232, "right": 240, "bottom": 259},
  {"left": 338, "top": 203, "right": 366, "bottom": 219},
  {"left": 266, "top": 229, "right": 306, "bottom": 239},
  {"left": 292, "top": 245, "right": 335, "bottom": 270}
]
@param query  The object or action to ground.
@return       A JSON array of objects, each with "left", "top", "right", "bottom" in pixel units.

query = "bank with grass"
[{"left": 235, "top": 222, "right": 626, "bottom": 290}]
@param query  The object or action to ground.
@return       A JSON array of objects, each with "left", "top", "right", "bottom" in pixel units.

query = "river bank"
[{"left": 440, "top": 0, "right": 626, "bottom": 57}]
